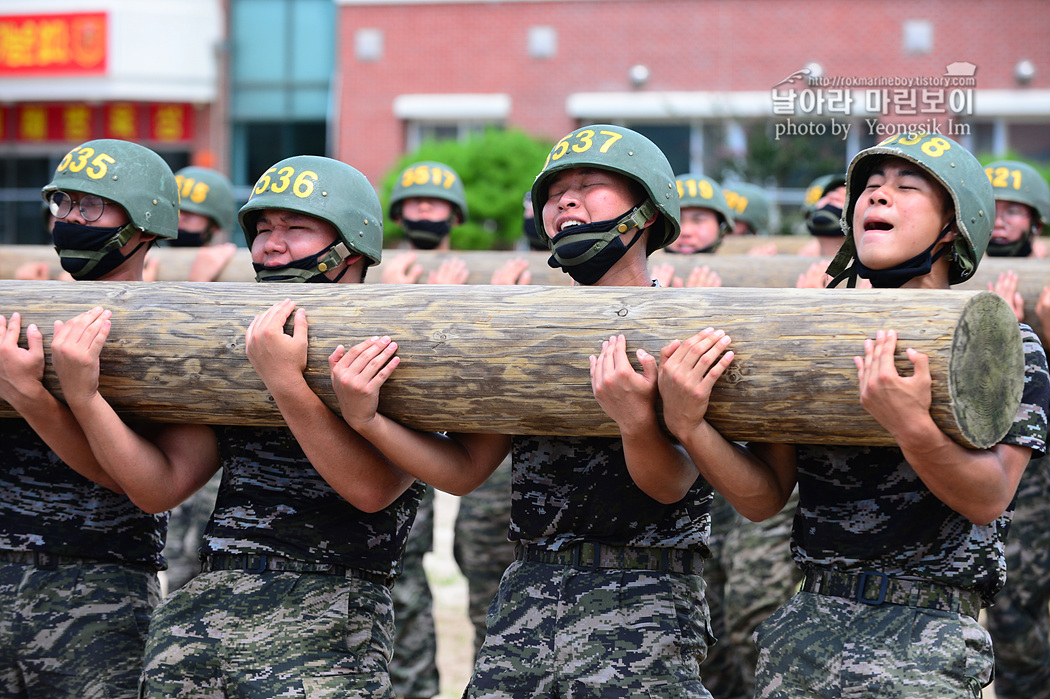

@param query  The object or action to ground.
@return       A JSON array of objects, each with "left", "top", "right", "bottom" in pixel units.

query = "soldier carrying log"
[
  {"left": 41, "top": 155, "right": 425, "bottom": 698},
  {"left": 662, "top": 134, "right": 1049, "bottom": 698}
]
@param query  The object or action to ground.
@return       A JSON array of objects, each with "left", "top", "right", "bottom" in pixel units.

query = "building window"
[
  {"left": 528, "top": 26, "right": 557, "bottom": 59},
  {"left": 902, "top": 19, "right": 933, "bottom": 55}
]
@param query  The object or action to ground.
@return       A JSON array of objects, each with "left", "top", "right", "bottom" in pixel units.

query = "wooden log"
[
  {"left": 4, "top": 245, "right": 1049, "bottom": 336},
  {"left": 0, "top": 280, "right": 1023, "bottom": 448}
]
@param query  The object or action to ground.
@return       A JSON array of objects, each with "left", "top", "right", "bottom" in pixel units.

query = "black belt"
[
  {"left": 0, "top": 550, "right": 93, "bottom": 569},
  {"left": 515, "top": 542, "right": 703, "bottom": 575},
  {"left": 201, "top": 554, "right": 393, "bottom": 587},
  {"left": 802, "top": 567, "right": 983, "bottom": 621}
]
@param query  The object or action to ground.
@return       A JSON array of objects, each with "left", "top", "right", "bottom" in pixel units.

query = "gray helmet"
[
  {"left": 985, "top": 160, "right": 1050, "bottom": 228},
  {"left": 175, "top": 166, "right": 237, "bottom": 233},
  {"left": 721, "top": 182, "right": 771, "bottom": 235},
  {"left": 830, "top": 133, "right": 993, "bottom": 285},
  {"left": 389, "top": 161, "right": 468, "bottom": 223},
  {"left": 42, "top": 138, "right": 179, "bottom": 239},
  {"left": 531, "top": 124, "right": 680, "bottom": 254},
  {"left": 239, "top": 155, "right": 383, "bottom": 267}
]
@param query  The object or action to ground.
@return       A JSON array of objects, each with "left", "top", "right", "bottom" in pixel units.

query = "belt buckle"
[
  {"left": 244, "top": 555, "right": 269, "bottom": 574},
  {"left": 857, "top": 571, "right": 889, "bottom": 605}
]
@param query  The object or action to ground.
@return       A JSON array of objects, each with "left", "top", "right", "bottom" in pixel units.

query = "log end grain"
[{"left": 950, "top": 291, "right": 1025, "bottom": 449}]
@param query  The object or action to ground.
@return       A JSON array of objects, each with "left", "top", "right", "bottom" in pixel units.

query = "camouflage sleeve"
[{"left": 1002, "top": 323, "right": 1050, "bottom": 455}]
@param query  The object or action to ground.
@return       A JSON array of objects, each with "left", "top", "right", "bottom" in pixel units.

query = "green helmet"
[
  {"left": 802, "top": 173, "right": 846, "bottom": 214},
  {"left": 531, "top": 124, "right": 680, "bottom": 254},
  {"left": 721, "top": 182, "right": 771, "bottom": 235},
  {"left": 239, "top": 156, "right": 383, "bottom": 272},
  {"left": 676, "top": 173, "right": 735, "bottom": 230},
  {"left": 175, "top": 166, "right": 237, "bottom": 233},
  {"left": 830, "top": 133, "right": 993, "bottom": 285},
  {"left": 41, "top": 138, "right": 179, "bottom": 239},
  {"left": 985, "top": 160, "right": 1050, "bottom": 228},
  {"left": 389, "top": 161, "right": 468, "bottom": 223}
]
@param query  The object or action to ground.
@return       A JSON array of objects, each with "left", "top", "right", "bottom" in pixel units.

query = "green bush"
[{"left": 379, "top": 127, "right": 554, "bottom": 250}]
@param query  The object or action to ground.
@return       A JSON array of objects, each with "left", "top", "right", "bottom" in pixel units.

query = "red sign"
[
  {"left": 2, "top": 102, "right": 193, "bottom": 143},
  {"left": 0, "top": 12, "right": 107, "bottom": 76}
]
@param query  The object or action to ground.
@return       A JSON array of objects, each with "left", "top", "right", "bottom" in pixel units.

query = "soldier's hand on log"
[
  {"left": 13, "top": 262, "right": 50, "bottom": 280},
  {"left": 245, "top": 300, "right": 308, "bottom": 393},
  {"left": 685, "top": 265, "right": 721, "bottom": 288},
  {"left": 51, "top": 307, "right": 112, "bottom": 406},
  {"left": 796, "top": 260, "right": 830, "bottom": 289},
  {"left": 989, "top": 271, "right": 1025, "bottom": 322},
  {"left": 142, "top": 255, "right": 160, "bottom": 282},
  {"left": 589, "top": 334, "right": 659, "bottom": 429},
  {"left": 0, "top": 312, "right": 47, "bottom": 407},
  {"left": 746, "top": 241, "right": 778, "bottom": 256},
  {"left": 187, "top": 243, "right": 238, "bottom": 282},
  {"left": 427, "top": 257, "right": 469, "bottom": 285},
  {"left": 650, "top": 263, "right": 681, "bottom": 288},
  {"left": 854, "top": 329, "right": 932, "bottom": 438},
  {"left": 491, "top": 258, "right": 532, "bottom": 286},
  {"left": 380, "top": 252, "right": 424, "bottom": 284},
  {"left": 329, "top": 337, "right": 400, "bottom": 431},
  {"left": 1036, "top": 287, "right": 1050, "bottom": 333},
  {"left": 657, "top": 329, "right": 733, "bottom": 438}
]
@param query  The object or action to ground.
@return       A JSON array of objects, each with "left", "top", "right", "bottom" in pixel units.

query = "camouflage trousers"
[
  {"left": 0, "top": 558, "right": 159, "bottom": 698},
  {"left": 754, "top": 591, "right": 992, "bottom": 698},
  {"left": 465, "top": 559, "right": 714, "bottom": 698},
  {"left": 141, "top": 569, "right": 396, "bottom": 698},
  {"left": 985, "top": 452, "right": 1050, "bottom": 699},
  {"left": 453, "top": 458, "right": 516, "bottom": 660},
  {"left": 700, "top": 490, "right": 799, "bottom": 699},
  {"left": 390, "top": 485, "right": 439, "bottom": 699}
]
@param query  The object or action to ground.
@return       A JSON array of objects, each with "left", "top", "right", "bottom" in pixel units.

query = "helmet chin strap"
[
  {"left": 548, "top": 200, "right": 656, "bottom": 267},
  {"left": 254, "top": 241, "right": 357, "bottom": 283}
]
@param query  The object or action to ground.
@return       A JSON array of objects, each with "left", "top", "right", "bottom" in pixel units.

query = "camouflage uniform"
[
  {"left": 141, "top": 425, "right": 424, "bottom": 699},
  {"left": 696, "top": 491, "right": 746, "bottom": 698},
  {"left": 0, "top": 419, "right": 165, "bottom": 698},
  {"left": 161, "top": 470, "right": 221, "bottom": 594},
  {"left": 985, "top": 450, "right": 1050, "bottom": 699},
  {"left": 721, "top": 487, "right": 800, "bottom": 698},
  {"left": 466, "top": 434, "right": 715, "bottom": 698},
  {"left": 754, "top": 325, "right": 1049, "bottom": 698},
  {"left": 453, "top": 456, "right": 516, "bottom": 659},
  {"left": 390, "top": 485, "right": 440, "bottom": 699}
]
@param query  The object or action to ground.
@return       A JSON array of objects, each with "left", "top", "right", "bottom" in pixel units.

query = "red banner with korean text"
[
  {"left": 0, "top": 12, "right": 107, "bottom": 76},
  {"left": 3, "top": 103, "right": 193, "bottom": 143}
]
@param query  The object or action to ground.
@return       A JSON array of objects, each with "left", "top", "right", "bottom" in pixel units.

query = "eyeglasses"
[{"left": 48, "top": 191, "right": 107, "bottom": 222}]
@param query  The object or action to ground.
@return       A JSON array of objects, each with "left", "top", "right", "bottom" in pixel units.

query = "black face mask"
[
  {"left": 523, "top": 217, "right": 547, "bottom": 251},
  {"left": 855, "top": 223, "right": 954, "bottom": 288},
  {"left": 52, "top": 220, "right": 145, "bottom": 280},
  {"left": 170, "top": 228, "right": 213, "bottom": 248},
  {"left": 402, "top": 218, "right": 451, "bottom": 250},
  {"left": 545, "top": 203, "right": 654, "bottom": 286},
  {"left": 986, "top": 235, "right": 1032, "bottom": 258},
  {"left": 253, "top": 243, "right": 354, "bottom": 283},
  {"left": 807, "top": 204, "right": 844, "bottom": 237}
]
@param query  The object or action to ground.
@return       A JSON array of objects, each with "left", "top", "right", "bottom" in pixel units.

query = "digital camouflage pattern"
[
  {"left": 454, "top": 457, "right": 515, "bottom": 658},
  {"left": 722, "top": 488, "right": 801, "bottom": 698},
  {"left": 755, "top": 326, "right": 1048, "bottom": 697},
  {"left": 0, "top": 419, "right": 167, "bottom": 568},
  {"left": 0, "top": 561, "right": 159, "bottom": 698},
  {"left": 985, "top": 451, "right": 1050, "bottom": 699},
  {"left": 141, "top": 569, "right": 396, "bottom": 698},
  {"left": 508, "top": 435, "right": 712, "bottom": 552},
  {"left": 203, "top": 425, "right": 424, "bottom": 578},
  {"left": 696, "top": 491, "right": 745, "bottom": 698},
  {"left": 390, "top": 485, "right": 439, "bottom": 698},
  {"left": 789, "top": 325, "right": 1047, "bottom": 600},
  {"left": 463, "top": 435, "right": 713, "bottom": 695},
  {"left": 467, "top": 561, "right": 713, "bottom": 698},
  {"left": 754, "top": 592, "right": 992, "bottom": 698},
  {"left": 162, "top": 470, "right": 221, "bottom": 593}
]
